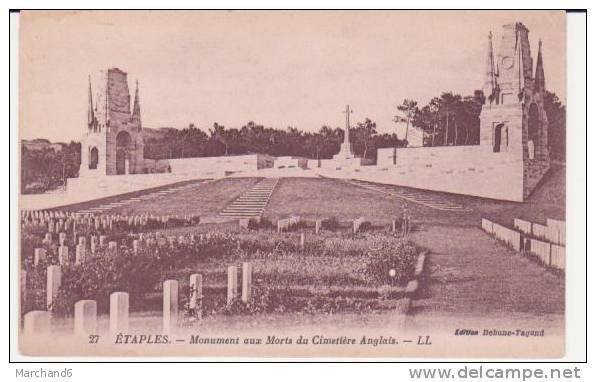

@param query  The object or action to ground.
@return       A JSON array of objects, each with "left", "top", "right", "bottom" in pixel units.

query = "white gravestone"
[
  {"left": 163, "top": 280, "right": 179, "bottom": 332},
  {"left": 242, "top": 262, "right": 252, "bottom": 303},
  {"left": 74, "top": 299, "right": 97, "bottom": 336},
  {"left": 109, "top": 292, "right": 129, "bottom": 333},
  {"left": 46, "top": 265, "right": 61, "bottom": 311}
]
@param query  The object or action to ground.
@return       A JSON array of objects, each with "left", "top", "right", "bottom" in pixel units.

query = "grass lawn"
[
  {"left": 265, "top": 163, "right": 565, "bottom": 229},
  {"left": 54, "top": 177, "right": 260, "bottom": 216},
  {"left": 410, "top": 225, "right": 564, "bottom": 317},
  {"left": 100, "top": 177, "right": 259, "bottom": 216},
  {"left": 265, "top": 177, "right": 406, "bottom": 224}
]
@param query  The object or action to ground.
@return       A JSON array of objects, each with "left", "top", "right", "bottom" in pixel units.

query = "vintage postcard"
[{"left": 17, "top": 10, "right": 569, "bottom": 358}]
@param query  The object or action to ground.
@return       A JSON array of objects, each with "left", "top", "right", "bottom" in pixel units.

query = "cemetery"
[
  {"left": 19, "top": 160, "right": 566, "bottom": 347},
  {"left": 16, "top": 19, "right": 568, "bottom": 358},
  {"left": 20, "top": 206, "right": 426, "bottom": 340}
]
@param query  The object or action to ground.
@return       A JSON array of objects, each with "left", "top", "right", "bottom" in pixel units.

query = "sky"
[{"left": 19, "top": 10, "right": 566, "bottom": 142}]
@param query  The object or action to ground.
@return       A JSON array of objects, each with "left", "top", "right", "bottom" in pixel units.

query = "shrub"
[
  {"left": 21, "top": 265, "right": 48, "bottom": 314},
  {"left": 248, "top": 218, "right": 274, "bottom": 230},
  {"left": 50, "top": 247, "right": 163, "bottom": 316},
  {"left": 359, "top": 221, "right": 373, "bottom": 232},
  {"left": 321, "top": 217, "right": 340, "bottom": 231},
  {"left": 362, "top": 240, "right": 418, "bottom": 286}
]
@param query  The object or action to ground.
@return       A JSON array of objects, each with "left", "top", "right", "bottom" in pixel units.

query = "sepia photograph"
[{"left": 14, "top": 9, "right": 574, "bottom": 359}]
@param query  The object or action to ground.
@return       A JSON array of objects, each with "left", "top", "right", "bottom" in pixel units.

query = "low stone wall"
[
  {"left": 481, "top": 218, "right": 494, "bottom": 233},
  {"left": 546, "top": 218, "right": 566, "bottom": 245},
  {"left": 319, "top": 157, "right": 362, "bottom": 170},
  {"left": 513, "top": 218, "right": 532, "bottom": 235},
  {"left": 530, "top": 239, "right": 551, "bottom": 265},
  {"left": 168, "top": 154, "right": 259, "bottom": 176},
  {"left": 481, "top": 217, "right": 565, "bottom": 271},
  {"left": 140, "top": 158, "right": 171, "bottom": 174},
  {"left": 513, "top": 218, "right": 566, "bottom": 246},
  {"left": 490, "top": 221, "right": 522, "bottom": 251},
  {"left": 550, "top": 244, "right": 566, "bottom": 270},
  {"left": 274, "top": 156, "right": 301, "bottom": 169},
  {"left": 532, "top": 223, "right": 548, "bottom": 241}
]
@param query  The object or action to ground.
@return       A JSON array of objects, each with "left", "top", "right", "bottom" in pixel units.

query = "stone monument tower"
[
  {"left": 479, "top": 22, "right": 550, "bottom": 199},
  {"left": 79, "top": 68, "right": 145, "bottom": 177}
]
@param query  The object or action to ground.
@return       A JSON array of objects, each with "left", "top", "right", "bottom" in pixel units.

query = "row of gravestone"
[
  {"left": 481, "top": 218, "right": 565, "bottom": 271},
  {"left": 31, "top": 234, "right": 119, "bottom": 267},
  {"left": 23, "top": 212, "right": 201, "bottom": 235},
  {"left": 30, "top": 229, "right": 224, "bottom": 267},
  {"left": 240, "top": 215, "right": 412, "bottom": 235},
  {"left": 21, "top": 209, "right": 70, "bottom": 221},
  {"left": 22, "top": 262, "right": 255, "bottom": 337},
  {"left": 22, "top": 209, "right": 200, "bottom": 223},
  {"left": 28, "top": 215, "right": 224, "bottom": 265}
]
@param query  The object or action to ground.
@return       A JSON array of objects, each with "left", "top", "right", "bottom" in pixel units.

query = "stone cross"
[{"left": 343, "top": 105, "right": 353, "bottom": 145}]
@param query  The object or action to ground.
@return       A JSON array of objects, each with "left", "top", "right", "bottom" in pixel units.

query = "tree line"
[
  {"left": 144, "top": 120, "right": 406, "bottom": 161},
  {"left": 145, "top": 89, "right": 565, "bottom": 161},
  {"left": 21, "top": 141, "right": 81, "bottom": 193},
  {"left": 393, "top": 90, "right": 565, "bottom": 160}
]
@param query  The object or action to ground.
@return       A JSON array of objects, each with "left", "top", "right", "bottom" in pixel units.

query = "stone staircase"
[
  {"left": 218, "top": 178, "right": 279, "bottom": 219},
  {"left": 346, "top": 179, "right": 469, "bottom": 212}
]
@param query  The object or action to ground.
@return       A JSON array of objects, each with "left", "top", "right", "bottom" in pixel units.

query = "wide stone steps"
[
  {"left": 347, "top": 179, "right": 469, "bottom": 212},
  {"left": 218, "top": 178, "right": 279, "bottom": 219},
  {"left": 76, "top": 179, "right": 213, "bottom": 215}
]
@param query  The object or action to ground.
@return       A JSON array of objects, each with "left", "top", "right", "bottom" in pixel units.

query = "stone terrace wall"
[
  {"left": 167, "top": 154, "right": 265, "bottom": 177},
  {"left": 373, "top": 145, "right": 524, "bottom": 201}
]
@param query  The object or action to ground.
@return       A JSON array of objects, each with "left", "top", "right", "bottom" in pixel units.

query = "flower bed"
[{"left": 22, "top": 229, "right": 421, "bottom": 317}]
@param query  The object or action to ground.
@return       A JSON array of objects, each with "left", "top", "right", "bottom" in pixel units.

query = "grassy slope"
[
  {"left": 265, "top": 177, "right": 409, "bottom": 224},
  {"left": 56, "top": 178, "right": 204, "bottom": 213},
  {"left": 108, "top": 177, "right": 260, "bottom": 216},
  {"left": 56, "top": 162, "right": 564, "bottom": 229},
  {"left": 410, "top": 225, "right": 564, "bottom": 317},
  {"left": 265, "top": 164, "right": 565, "bottom": 229}
]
